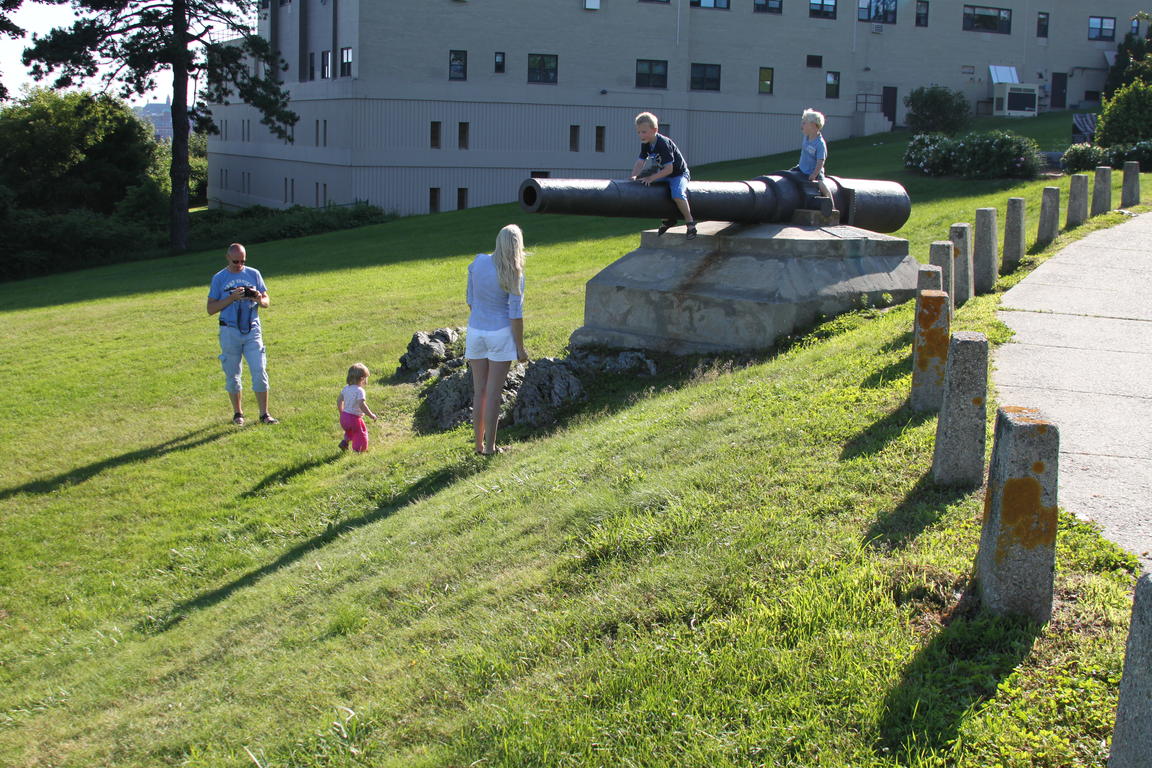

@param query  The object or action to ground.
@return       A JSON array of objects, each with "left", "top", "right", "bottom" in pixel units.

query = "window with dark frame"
[
  {"left": 595, "top": 125, "right": 606, "bottom": 152},
  {"left": 308, "top": 52, "right": 316, "bottom": 80},
  {"left": 759, "top": 67, "right": 775, "bottom": 94},
  {"left": 449, "top": 50, "right": 467, "bottom": 80},
  {"left": 494, "top": 52, "right": 505, "bottom": 73},
  {"left": 690, "top": 0, "right": 729, "bottom": 8},
  {"left": 530, "top": 171, "right": 551, "bottom": 178},
  {"left": 915, "top": 0, "right": 928, "bottom": 26},
  {"left": 825, "top": 70, "right": 840, "bottom": 99},
  {"left": 569, "top": 125, "right": 580, "bottom": 152},
  {"left": 457, "top": 188, "right": 468, "bottom": 210},
  {"left": 458, "top": 122, "right": 469, "bottom": 150},
  {"left": 320, "top": 50, "right": 331, "bottom": 78},
  {"left": 527, "top": 53, "right": 558, "bottom": 83},
  {"left": 806, "top": 54, "right": 823, "bottom": 68},
  {"left": 635, "top": 59, "right": 669, "bottom": 88},
  {"left": 429, "top": 188, "right": 440, "bottom": 213},
  {"left": 430, "top": 121, "right": 441, "bottom": 149},
  {"left": 690, "top": 62, "right": 721, "bottom": 91},
  {"left": 962, "top": 5, "right": 1012, "bottom": 34},
  {"left": 754, "top": 0, "right": 783, "bottom": 13},
  {"left": 339, "top": 48, "right": 352, "bottom": 77},
  {"left": 857, "top": 0, "right": 895, "bottom": 24},
  {"left": 809, "top": 0, "right": 836, "bottom": 19},
  {"left": 1037, "top": 11, "right": 1048, "bottom": 37},
  {"left": 1088, "top": 16, "right": 1115, "bottom": 41},
  {"left": 638, "top": 0, "right": 670, "bottom": 3},
  {"left": 1132, "top": 18, "right": 1141, "bottom": 37}
]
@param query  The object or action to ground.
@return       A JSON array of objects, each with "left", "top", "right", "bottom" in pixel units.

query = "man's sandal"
[
  {"left": 685, "top": 222, "right": 698, "bottom": 240},
  {"left": 657, "top": 218, "right": 677, "bottom": 235},
  {"left": 232, "top": 413, "right": 245, "bottom": 426}
]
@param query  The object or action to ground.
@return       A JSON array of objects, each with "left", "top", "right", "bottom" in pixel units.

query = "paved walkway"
[{"left": 994, "top": 211, "right": 1152, "bottom": 572}]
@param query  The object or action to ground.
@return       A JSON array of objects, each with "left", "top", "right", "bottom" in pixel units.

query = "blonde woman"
[{"left": 465, "top": 224, "right": 529, "bottom": 455}]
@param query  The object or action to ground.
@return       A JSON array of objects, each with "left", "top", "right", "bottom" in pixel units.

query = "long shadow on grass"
[
  {"left": 240, "top": 453, "right": 344, "bottom": 498},
  {"left": 840, "top": 404, "right": 933, "bottom": 461},
  {"left": 0, "top": 427, "right": 228, "bottom": 501},
  {"left": 876, "top": 592, "right": 1041, "bottom": 763},
  {"left": 864, "top": 474, "right": 972, "bottom": 552},
  {"left": 143, "top": 461, "right": 478, "bottom": 633}
]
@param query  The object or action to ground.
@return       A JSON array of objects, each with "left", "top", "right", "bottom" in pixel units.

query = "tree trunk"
[{"left": 168, "top": 0, "right": 190, "bottom": 252}]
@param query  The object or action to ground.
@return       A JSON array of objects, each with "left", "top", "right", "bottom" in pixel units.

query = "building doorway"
[
  {"left": 882, "top": 86, "right": 898, "bottom": 125},
  {"left": 1051, "top": 73, "right": 1068, "bottom": 109}
]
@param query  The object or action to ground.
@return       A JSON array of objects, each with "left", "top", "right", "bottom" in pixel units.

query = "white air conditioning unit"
[{"left": 993, "top": 82, "right": 1039, "bottom": 117}]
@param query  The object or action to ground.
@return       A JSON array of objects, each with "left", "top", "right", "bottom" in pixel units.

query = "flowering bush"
[
  {"left": 905, "top": 131, "right": 1040, "bottom": 179},
  {"left": 1108, "top": 140, "right": 1152, "bottom": 171},
  {"left": 1061, "top": 143, "right": 1111, "bottom": 173}
]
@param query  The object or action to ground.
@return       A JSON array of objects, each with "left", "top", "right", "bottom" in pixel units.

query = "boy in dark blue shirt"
[{"left": 630, "top": 111, "right": 697, "bottom": 239}]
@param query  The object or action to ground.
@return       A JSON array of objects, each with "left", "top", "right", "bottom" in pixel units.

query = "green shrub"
[
  {"left": 905, "top": 131, "right": 1040, "bottom": 179},
  {"left": 903, "top": 133, "right": 957, "bottom": 176},
  {"left": 1096, "top": 79, "right": 1152, "bottom": 146},
  {"left": 186, "top": 203, "right": 391, "bottom": 253},
  {"left": 904, "top": 86, "right": 972, "bottom": 135},
  {"left": 1108, "top": 139, "right": 1152, "bottom": 171},
  {"left": 0, "top": 208, "right": 154, "bottom": 281},
  {"left": 1061, "top": 143, "right": 1112, "bottom": 173}
]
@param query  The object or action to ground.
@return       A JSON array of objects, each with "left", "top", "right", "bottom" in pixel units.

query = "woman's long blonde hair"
[{"left": 493, "top": 224, "right": 525, "bottom": 296}]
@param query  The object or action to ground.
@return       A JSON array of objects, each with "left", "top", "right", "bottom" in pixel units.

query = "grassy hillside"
[{"left": 0, "top": 111, "right": 1145, "bottom": 767}]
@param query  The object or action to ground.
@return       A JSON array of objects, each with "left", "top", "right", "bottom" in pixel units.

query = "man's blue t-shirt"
[
  {"left": 798, "top": 134, "right": 828, "bottom": 175},
  {"left": 639, "top": 133, "right": 689, "bottom": 178},
  {"left": 209, "top": 266, "right": 267, "bottom": 332}
]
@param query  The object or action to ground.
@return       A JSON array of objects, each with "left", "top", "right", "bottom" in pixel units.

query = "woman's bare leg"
[
  {"left": 482, "top": 360, "right": 512, "bottom": 454},
  {"left": 469, "top": 358, "right": 490, "bottom": 453}
]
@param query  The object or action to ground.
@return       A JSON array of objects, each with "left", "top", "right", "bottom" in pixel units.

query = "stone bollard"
[
  {"left": 928, "top": 242, "right": 955, "bottom": 316},
  {"left": 1037, "top": 187, "right": 1061, "bottom": 246},
  {"left": 1092, "top": 165, "right": 1113, "bottom": 217},
  {"left": 976, "top": 406, "right": 1059, "bottom": 624},
  {"left": 1002, "top": 197, "right": 1026, "bottom": 275},
  {"left": 931, "top": 332, "right": 989, "bottom": 487},
  {"left": 917, "top": 264, "right": 943, "bottom": 292},
  {"left": 949, "top": 223, "right": 975, "bottom": 307},
  {"left": 1111, "top": 573, "right": 1152, "bottom": 767},
  {"left": 1066, "top": 174, "right": 1089, "bottom": 229},
  {"left": 1122, "top": 160, "right": 1141, "bottom": 208},
  {"left": 973, "top": 208, "right": 999, "bottom": 295},
  {"left": 910, "top": 289, "right": 950, "bottom": 413}
]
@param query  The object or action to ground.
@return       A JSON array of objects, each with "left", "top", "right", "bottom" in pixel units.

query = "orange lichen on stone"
[
  {"left": 1001, "top": 405, "right": 1053, "bottom": 428},
  {"left": 915, "top": 293, "right": 949, "bottom": 373},
  {"left": 1032, "top": 461, "right": 1045, "bottom": 474},
  {"left": 994, "top": 476, "right": 1058, "bottom": 564},
  {"left": 972, "top": 397, "right": 984, "bottom": 406}
]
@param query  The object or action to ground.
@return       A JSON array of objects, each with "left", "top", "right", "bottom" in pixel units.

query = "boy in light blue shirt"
[{"left": 792, "top": 108, "right": 834, "bottom": 205}]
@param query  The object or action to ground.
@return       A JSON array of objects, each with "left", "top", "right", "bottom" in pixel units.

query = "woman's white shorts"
[{"left": 465, "top": 325, "right": 517, "bottom": 362}]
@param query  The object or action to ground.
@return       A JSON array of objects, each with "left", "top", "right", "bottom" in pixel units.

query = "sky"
[{"left": 1, "top": 3, "right": 168, "bottom": 105}]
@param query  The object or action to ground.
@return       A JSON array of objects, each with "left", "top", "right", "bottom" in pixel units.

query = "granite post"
[
  {"left": 1037, "top": 187, "right": 1060, "bottom": 247},
  {"left": 973, "top": 208, "right": 999, "bottom": 294},
  {"left": 1066, "top": 174, "right": 1089, "bottom": 229},
  {"left": 949, "top": 223, "right": 974, "bottom": 306},
  {"left": 931, "top": 332, "right": 989, "bottom": 487},
  {"left": 917, "top": 264, "right": 943, "bottom": 292},
  {"left": 1110, "top": 573, "right": 1152, "bottom": 767},
  {"left": 1002, "top": 197, "right": 1026, "bottom": 275},
  {"left": 910, "top": 289, "right": 950, "bottom": 413},
  {"left": 976, "top": 406, "right": 1059, "bottom": 624},
  {"left": 1092, "top": 165, "right": 1113, "bottom": 217},
  {"left": 928, "top": 241, "right": 955, "bottom": 316},
  {"left": 1122, "top": 161, "right": 1141, "bottom": 208}
]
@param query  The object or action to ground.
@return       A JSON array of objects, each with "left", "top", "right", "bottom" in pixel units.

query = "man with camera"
[{"left": 207, "top": 242, "right": 278, "bottom": 425}]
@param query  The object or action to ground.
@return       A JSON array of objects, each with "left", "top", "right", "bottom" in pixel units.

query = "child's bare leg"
[
  {"left": 817, "top": 178, "right": 833, "bottom": 201},
  {"left": 674, "top": 197, "right": 694, "bottom": 224},
  {"left": 481, "top": 361, "right": 512, "bottom": 453},
  {"left": 468, "top": 358, "right": 489, "bottom": 453}
]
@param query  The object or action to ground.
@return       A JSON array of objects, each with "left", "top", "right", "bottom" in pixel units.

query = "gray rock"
[
  {"left": 423, "top": 368, "right": 474, "bottom": 430},
  {"left": 1111, "top": 573, "right": 1152, "bottom": 767},
  {"left": 511, "top": 357, "right": 587, "bottom": 428},
  {"left": 397, "top": 327, "right": 466, "bottom": 378}
]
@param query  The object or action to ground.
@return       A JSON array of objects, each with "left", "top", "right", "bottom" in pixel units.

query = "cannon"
[{"left": 518, "top": 171, "right": 911, "bottom": 233}]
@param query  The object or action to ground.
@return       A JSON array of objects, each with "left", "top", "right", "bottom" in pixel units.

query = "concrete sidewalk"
[{"left": 994, "top": 211, "right": 1152, "bottom": 571}]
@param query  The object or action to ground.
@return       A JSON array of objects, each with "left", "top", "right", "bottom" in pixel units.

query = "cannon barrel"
[{"left": 518, "top": 172, "right": 911, "bottom": 233}]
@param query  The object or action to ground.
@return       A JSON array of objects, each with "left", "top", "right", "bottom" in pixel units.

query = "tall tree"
[
  {"left": 23, "top": 0, "right": 297, "bottom": 251},
  {"left": 0, "top": 0, "right": 26, "bottom": 101}
]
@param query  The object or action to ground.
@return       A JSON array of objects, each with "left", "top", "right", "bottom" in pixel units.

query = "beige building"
[{"left": 208, "top": 0, "right": 1147, "bottom": 214}]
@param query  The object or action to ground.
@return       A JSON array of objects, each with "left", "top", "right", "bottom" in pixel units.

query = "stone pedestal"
[
  {"left": 569, "top": 221, "right": 919, "bottom": 354},
  {"left": 917, "top": 264, "right": 942, "bottom": 292},
  {"left": 973, "top": 208, "right": 999, "bottom": 295},
  {"left": 949, "top": 223, "right": 974, "bottom": 306},
  {"left": 1122, "top": 161, "right": 1141, "bottom": 209},
  {"left": 910, "top": 289, "right": 950, "bottom": 413},
  {"left": 928, "top": 241, "right": 955, "bottom": 316},
  {"left": 1002, "top": 197, "right": 1026, "bottom": 274},
  {"left": 1067, "top": 174, "right": 1089, "bottom": 228},
  {"left": 1111, "top": 573, "right": 1152, "bottom": 767},
  {"left": 931, "top": 332, "right": 989, "bottom": 487},
  {"left": 1037, "top": 187, "right": 1061, "bottom": 246},
  {"left": 1093, "top": 165, "right": 1113, "bottom": 217},
  {"left": 976, "top": 406, "right": 1059, "bottom": 624}
]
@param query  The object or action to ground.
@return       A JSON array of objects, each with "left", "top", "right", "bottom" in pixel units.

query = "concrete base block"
[
  {"left": 950, "top": 223, "right": 975, "bottom": 306},
  {"left": 931, "top": 332, "right": 989, "bottom": 487},
  {"left": 1003, "top": 197, "right": 1026, "bottom": 274},
  {"left": 569, "top": 221, "right": 919, "bottom": 355},
  {"left": 1122, "top": 161, "right": 1141, "bottom": 209},
  {"left": 976, "top": 405, "right": 1059, "bottom": 624},
  {"left": 974, "top": 208, "right": 999, "bottom": 294},
  {"left": 1093, "top": 166, "right": 1113, "bottom": 217},
  {"left": 1037, "top": 187, "right": 1061, "bottom": 246},
  {"left": 1067, "top": 174, "right": 1089, "bottom": 228},
  {"left": 1111, "top": 573, "right": 1152, "bottom": 767},
  {"left": 791, "top": 208, "right": 841, "bottom": 227}
]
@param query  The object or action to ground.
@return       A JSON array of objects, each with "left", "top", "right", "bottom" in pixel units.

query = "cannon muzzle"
[{"left": 519, "top": 171, "right": 911, "bottom": 233}]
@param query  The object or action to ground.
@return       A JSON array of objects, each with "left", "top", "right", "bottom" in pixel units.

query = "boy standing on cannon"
[{"left": 630, "top": 111, "right": 697, "bottom": 240}]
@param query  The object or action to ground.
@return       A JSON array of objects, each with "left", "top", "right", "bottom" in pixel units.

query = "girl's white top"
[{"left": 341, "top": 384, "right": 367, "bottom": 415}]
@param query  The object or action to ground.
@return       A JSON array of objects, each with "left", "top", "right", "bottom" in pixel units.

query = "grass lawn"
[{"left": 0, "top": 110, "right": 1146, "bottom": 767}]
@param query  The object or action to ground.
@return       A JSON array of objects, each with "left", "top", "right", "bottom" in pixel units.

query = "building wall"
[{"left": 209, "top": 0, "right": 1147, "bottom": 215}]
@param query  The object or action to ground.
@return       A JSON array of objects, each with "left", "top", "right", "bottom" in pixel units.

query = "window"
[
  {"left": 320, "top": 50, "right": 331, "bottom": 78},
  {"left": 690, "top": 0, "right": 729, "bottom": 7},
  {"left": 220, "top": 168, "right": 228, "bottom": 190},
  {"left": 429, "top": 188, "right": 440, "bottom": 213},
  {"left": 1088, "top": 16, "right": 1115, "bottom": 41},
  {"left": 458, "top": 122, "right": 469, "bottom": 150},
  {"left": 915, "top": 1, "right": 928, "bottom": 26},
  {"left": 528, "top": 53, "right": 558, "bottom": 83},
  {"left": 595, "top": 125, "right": 606, "bottom": 152},
  {"left": 308, "top": 52, "right": 316, "bottom": 80},
  {"left": 635, "top": 59, "right": 668, "bottom": 88},
  {"left": 584, "top": 0, "right": 600, "bottom": 8},
  {"left": 1084, "top": 90, "right": 1101, "bottom": 102},
  {"left": 569, "top": 125, "right": 580, "bottom": 152},
  {"left": 530, "top": 171, "right": 551, "bottom": 178},
  {"left": 1036, "top": 12, "right": 1048, "bottom": 37},
  {"left": 449, "top": 50, "right": 467, "bottom": 80},
  {"left": 758, "top": 67, "right": 775, "bottom": 94},
  {"left": 457, "top": 188, "right": 468, "bottom": 210},
  {"left": 810, "top": 0, "right": 836, "bottom": 19},
  {"left": 314, "top": 119, "right": 327, "bottom": 147},
  {"left": 825, "top": 70, "right": 840, "bottom": 99},
  {"left": 858, "top": 0, "right": 895, "bottom": 23},
  {"left": 339, "top": 48, "right": 352, "bottom": 77},
  {"left": 1132, "top": 18, "right": 1141, "bottom": 37},
  {"left": 806, "top": 54, "right": 823, "bottom": 68},
  {"left": 690, "top": 63, "right": 721, "bottom": 91},
  {"left": 494, "top": 51, "right": 505, "bottom": 73},
  {"left": 754, "top": 0, "right": 782, "bottom": 13},
  {"left": 430, "top": 121, "right": 441, "bottom": 149},
  {"left": 963, "top": 6, "right": 1012, "bottom": 34},
  {"left": 639, "top": 0, "right": 670, "bottom": 3},
  {"left": 241, "top": 171, "right": 250, "bottom": 194}
]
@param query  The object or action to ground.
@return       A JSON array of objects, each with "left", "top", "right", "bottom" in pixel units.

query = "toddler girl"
[{"left": 337, "top": 363, "right": 378, "bottom": 452}]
